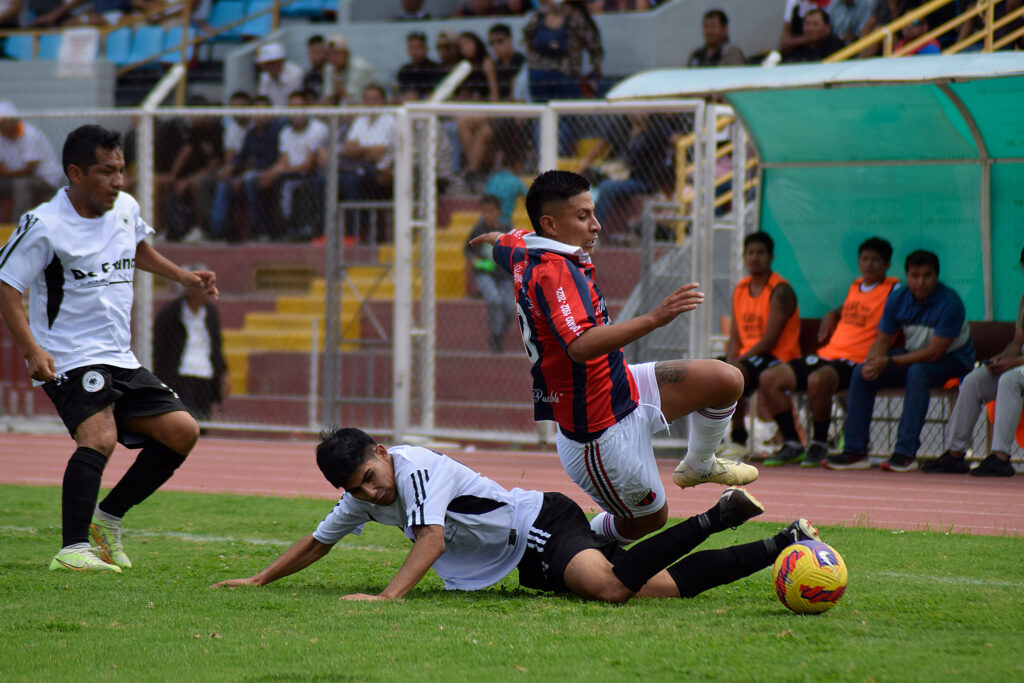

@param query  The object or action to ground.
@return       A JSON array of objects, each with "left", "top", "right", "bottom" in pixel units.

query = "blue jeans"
[
  {"left": 594, "top": 177, "right": 653, "bottom": 234},
  {"left": 473, "top": 272, "right": 516, "bottom": 342},
  {"left": 843, "top": 350, "right": 973, "bottom": 457}
]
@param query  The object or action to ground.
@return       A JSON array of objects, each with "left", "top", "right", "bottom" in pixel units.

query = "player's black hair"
[
  {"left": 743, "top": 231, "right": 774, "bottom": 255},
  {"left": 858, "top": 236, "right": 893, "bottom": 264},
  {"left": 316, "top": 427, "right": 377, "bottom": 489},
  {"left": 525, "top": 170, "right": 591, "bottom": 236},
  {"left": 227, "top": 90, "right": 252, "bottom": 103},
  {"left": 62, "top": 124, "right": 122, "bottom": 179},
  {"left": 905, "top": 249, "right": 939, "bottom": 276},
  {"left": 488, "top": 23, "right": 512, "bottom": 38},
  {"left": 703, "top": 9, "right": 728, "bottom": 26}
]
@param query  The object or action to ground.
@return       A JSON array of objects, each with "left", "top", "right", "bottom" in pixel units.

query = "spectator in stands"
[
  {"left": 688, "top": 8, "right": 746, "bottom": 67},
  {"left": 397, "top": 31, "right": 444, "bottom": 100},
  {"left": 256, "top": 42, "right": 304, "bottom": 108},
  {"left": 895, "top": 16, "right": 941, "bottom": 54},
  {"left": 779, "top": 0, "right": 830, "bottom": 55},
  {"left": 259, "top": 90, "right": 328, "bottom": 241},
  {"left": 483, "top": 165, "right": 527, "bottom": 224},
  {"left": 757, "top": 237, "right": 900, "bottom": 468},
  {"left": 153, "top": 263, "right": 229, "bottom": 423},
  {"left": 588, "top": 0, "right": 650, "bottom": 12},
  {"left": 857, "top": 0, "right": 900, "bottom": 57},
  {"left": 210, "top": 95, "right": 283, "bottom": 241},
  {"left": 435, "top": 30, "right": 461, "bottom": 74},
  {"left": 923, "top": 249, "right": 1023, "bottom": 477},
  {"left": 27, "top": 0, "right": 91, "bottom": 27},
  {"left": 0, "top": 0, "right": 20, "bottom": 28},
  {"left": 161, "top": 96, "right": 224, "bottom": 242},
  {"left": 394, "top": 0, "right": 429, "bottom": 20},
  {"left": 828, "top": 0, "right": 873, "bottom": 45},
  {"left": 465, "top": 194, "right": 516, "bottom": 353},
  {"left": 825, "top": 250, "right": 975, "bottom": 473},
  {"left": 592, "top": 113, "right": 685, "bottom": 240},
  {"left": 721, "top": 232, "right": 802, "bottom": 461},
  {"left": 223, "top": 90, "right": 252, "bottom": 161},
  {"left": 489, "top": 23, "right": 527, "bottom": 100},
  {"left": 302, "top": 35, "right": 328, "bottom": 100},
  {"left": 0, "top": 100, "right": 63, "bottom": 223},
  {"left": 782, "top": 9, "right": 846, "bottom": 62},
  {"left": 455, "top": 0, "right": 512, "bottom": 17},
  {"left": 338, "top": 84, "right": 395, "bottom": 203},
  {"left": 322, "top": 34, "right": 379, "bottom": 105},
  {"left": 523, "top": 0, "right": 604, "bottom": 102},
  {"left": 89, "top": 0, "right": 164, "bottom": 26},
  {"left": 454, "top": 32, "right": 500, "bottom": 185}
]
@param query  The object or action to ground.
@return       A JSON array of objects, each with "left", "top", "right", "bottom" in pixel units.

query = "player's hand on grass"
[
  {"left": 468, "top": 232, "right": 502, "bottom": 248},
  {"left": 339, "top": 593, "right": 388, "bottom": 601},
  {"left": 209, "top": 577, "right": 259, "bottom": 589},
  {"left": 650, "top": 283, "right": 704, "bottom": 325}
]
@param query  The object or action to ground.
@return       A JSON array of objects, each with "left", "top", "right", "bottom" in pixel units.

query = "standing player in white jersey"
[
  {"left": 0, "top": 124, "right": 219, "bottom": 573},
  {"left": 211, "top": 427, "right": 821, "bottom": 603}
]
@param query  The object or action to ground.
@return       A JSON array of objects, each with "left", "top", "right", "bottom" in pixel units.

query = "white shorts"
[{"left": 555, "top": 362, "right": 668, "bottom": 519}]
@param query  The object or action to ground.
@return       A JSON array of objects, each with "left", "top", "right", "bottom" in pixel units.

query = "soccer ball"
[{"left": 772, "top": 540, "right": 847, "bottom": 614}]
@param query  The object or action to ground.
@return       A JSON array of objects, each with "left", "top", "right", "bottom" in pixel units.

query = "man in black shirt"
[
  {"left": 396, "top": 31, "right": 443, "bottom": 100},
  {"left": 783, "top": 9, "right": 845, "bottom": 63}
]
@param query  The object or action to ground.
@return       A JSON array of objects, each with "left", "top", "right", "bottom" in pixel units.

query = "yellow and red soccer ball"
[{"left": 772, "top": 540, "right": 848, "bottom": 614}]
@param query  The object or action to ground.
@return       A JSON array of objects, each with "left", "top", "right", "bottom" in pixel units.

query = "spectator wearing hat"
[
  {"left": 0, "top": 101, "right": 64, "bottom": 223},
  {"left": 256, "top": 42, "right": 304, "bottom": 107},
  {"left": 322, "top": 34, "right": 380, "bottom": 105},
  {"left": 435, "top": 30, "right": 461, "bottom": 74}
]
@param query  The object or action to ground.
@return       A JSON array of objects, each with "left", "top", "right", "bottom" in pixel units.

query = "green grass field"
[{"left": 2, "top": 483, "right": 1023, "bottom": 682}]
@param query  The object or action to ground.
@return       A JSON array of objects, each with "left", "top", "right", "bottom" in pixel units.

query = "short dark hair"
[
  {"left": 316, "top": 427, "right": 377, "bottom": 489},
  {"left": 806, "top": 8, "right": 830, "bottom": 25},
  {"left": 253, "top": 94, "right": 272, "bottom": 106},
  {"left": 227, "top": 90, "right": 252, "bottom": 103},
  {"left": 62, "top": 125, "right": 122, "bottom": 179},
  {"left": 525, "top": 170, "right": 591, "bottom": 235},
  {"left": 406, "top": 30, "right": 426, "bottom": 43},
  {"left": 488, "top": 23, "right": 512, "bottom": 38},
  {"left": 703, "top": 9, "right": 728, "bottom": 26},
  {"left": 363, "top": 83, "right": 388, "bottom": 99},
  {"left": 287, "top": 89, "right": 308, "bottom": 102},
  {"left": 481, "top": 193, "right": 501, "bottom": 209},
  {"left": 905, "top": 249, "right": 939, "bottom": 275},
  {"left": 858, "top": 236, "right": 893, "bottom": 264},
  {"left": 743, "top": 231, "right": 774, "bottom": 254},
  {"left": 307, "top": 34, "right": 324, "bottom": 47}
]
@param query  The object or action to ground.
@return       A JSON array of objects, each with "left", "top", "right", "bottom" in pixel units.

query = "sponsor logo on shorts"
[
  {"left": 82, "top": 371, "right": 105, "bottom": 393},
  {"left": 532, "top": 389, "right": 562, "bottom": 404},
  {"left": 631, "top": 489, "right": 656, "bottom": 506}
]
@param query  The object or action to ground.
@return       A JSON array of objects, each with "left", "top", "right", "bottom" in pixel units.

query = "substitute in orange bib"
[
  {"left": 758, "top": 237, "right": 900, "bottom": 467},
  {"left": 721, "top": 232, "right": 801, "bottom": 459}
]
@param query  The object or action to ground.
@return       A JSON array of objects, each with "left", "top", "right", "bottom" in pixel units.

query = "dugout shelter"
[{"left": 608, "top": 53, "right": 1024, "bottom": 324}]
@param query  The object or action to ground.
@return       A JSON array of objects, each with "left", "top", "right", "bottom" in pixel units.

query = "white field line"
[{"left": 0, "top": 525, "right": 393, "bottom": 553}]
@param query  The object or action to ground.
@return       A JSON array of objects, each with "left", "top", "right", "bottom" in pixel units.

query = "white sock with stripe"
[
  {"left": 589, "top": 512, "right": 634, "bottom": 545},
  {"left": 683, "top": 403, "right": 737, "bottom": 473}
]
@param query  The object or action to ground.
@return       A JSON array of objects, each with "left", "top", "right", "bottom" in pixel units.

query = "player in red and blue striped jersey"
[{"left": 472, "top": 171, "right": 758, "bottom": 545}]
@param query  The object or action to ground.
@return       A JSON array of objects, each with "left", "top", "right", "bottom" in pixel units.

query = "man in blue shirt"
[{"left": 825, "top": 250, "right": 975, "bottom": 472}]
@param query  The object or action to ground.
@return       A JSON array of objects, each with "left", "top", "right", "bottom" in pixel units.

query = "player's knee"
[
  {"left": 593, "top": 578, "right": 635, "bottom": 604},
  {"left": 80, "top": 436, "right": 116, "bottom": 458},
  {"left": 719, "top": 361, "right": 744, "bottom": 399}
]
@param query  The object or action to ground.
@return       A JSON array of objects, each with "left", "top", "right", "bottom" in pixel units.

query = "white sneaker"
[{"left": 673, "top": 457, "right": 759, "bottom": 489}]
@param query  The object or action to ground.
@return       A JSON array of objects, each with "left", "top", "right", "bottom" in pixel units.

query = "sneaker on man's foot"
[
  {"left": 823, "top": 451, "right": 870, "bottom": 470},
  {"left": 921, "top": 450, "right": 970, "bottom": 474},
  {"left": 970, "top": 453, "right": 1015, "bottom": 477},
  {"left": 801, "top": 443, "right": 828, "bottom": 468},
  {"left": 764, "top": 443, "right": 805, "bottom": 466},
  {"left": 880, "top": 453, "right": 917, "bottom": 472},
  {"left": 672, "top": 457, "right": 759, "bottom": 489},
  {"left": 781, "top": 518, "right": 820, "bottom": 545},
  {"left": 49, "top": 546, "right": 122, "bottom": 573},
  {"left": 716, "top": 486, "right": 765, "bottom": 529},
  {"left": 90, "top": 518, "right": 132, "bottom": 568}
]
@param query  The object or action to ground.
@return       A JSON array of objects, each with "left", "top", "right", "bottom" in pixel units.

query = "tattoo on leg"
[{"left": 655, "top": 360, "right": 690, "bottom": 387}]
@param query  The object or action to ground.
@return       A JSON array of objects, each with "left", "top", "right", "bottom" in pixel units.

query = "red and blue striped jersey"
[{"left": 493, "top": 230, "right": 637, "bottom": 434}]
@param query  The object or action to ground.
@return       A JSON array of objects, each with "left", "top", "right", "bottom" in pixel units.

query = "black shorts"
[
  {"left": 737, "top": 354, "right": 780, "bottom": 396},
  {"left": 789, "top": 356, "right": 856, "bottom": 392},
  {"left": 42, "top": 364, "right": 189, "bottom": 447},
  {"left": 516, "top": 492, "right": 621, "bottom": 593}
]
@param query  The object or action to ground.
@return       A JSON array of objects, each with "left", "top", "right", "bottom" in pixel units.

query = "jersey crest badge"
[
  {"left": 82, "top": 371, "right": 105, "bottom": 393},
  {"left": 631, "top": 489, "right": 656, "bottom": 507}
]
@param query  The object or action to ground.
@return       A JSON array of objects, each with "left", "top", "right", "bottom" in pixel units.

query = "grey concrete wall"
[{"left": 0, "top": 60, "right": 116, "bottom": 110}]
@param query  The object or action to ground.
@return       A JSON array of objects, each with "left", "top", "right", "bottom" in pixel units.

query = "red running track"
[{"left": 1, "top": 432, "right": 1021, "bottom": 536}]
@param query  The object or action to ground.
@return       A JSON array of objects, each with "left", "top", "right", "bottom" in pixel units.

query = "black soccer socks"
[
  {"left": 611, "top": 516, "right": 709, "bottom": 593},
  {"left": 62, "top": 447, "right": 108, "bottom": 546},
  {"left": 98, "top": 441, "right": 186, "bottom": 519}
]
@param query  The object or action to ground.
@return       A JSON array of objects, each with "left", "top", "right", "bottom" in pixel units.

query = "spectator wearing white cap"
[
  {"left": 255, "top": 42, "right": 304, "bottom": 107},
  {"left": 0, "top": 101, "right": 64, "bottom": 223},
  {"left": 321, "top": 34, "right": 379, "bottom": 104}
]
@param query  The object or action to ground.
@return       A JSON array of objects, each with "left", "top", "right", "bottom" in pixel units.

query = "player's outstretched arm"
[
  {"left": 210, "top": 534, "right": 333, "bottom": 589},
  {"left": 467, "top": 232, "right": 503, "bottom": 248},
  {"left": 135, "top": 241, "right": 219, "bottom": 299},
  {"left": 0, "top": 282, "right": 56, "bottom": 381},
  {"left": 567, "top": 283, "right": 704, "bottom": 362},
  {"left": 341, "top": 524, "right": 445, "bottom": 601}
]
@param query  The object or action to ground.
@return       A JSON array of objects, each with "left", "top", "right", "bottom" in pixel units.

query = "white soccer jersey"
[
  {"left": 0, "top": 189, "right": 154, "bottom": 376},
  {"left": 313, "top": 445, "right": 544, "bottom": 591}
]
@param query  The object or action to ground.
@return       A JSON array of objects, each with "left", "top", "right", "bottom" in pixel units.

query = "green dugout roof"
[{"left": 608, "top": 54, "right": 1024, "bottom": 321}]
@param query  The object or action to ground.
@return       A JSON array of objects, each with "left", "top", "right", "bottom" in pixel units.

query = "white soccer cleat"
[
  {"left": 672, "top": 456, "right": 759, "bottom": 489},
  {"left": 90, "top": 517, "right": 132, "bottom": 569}
]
